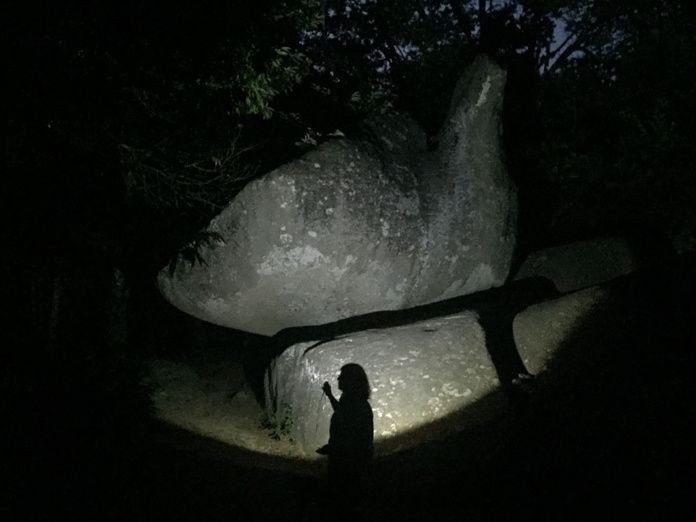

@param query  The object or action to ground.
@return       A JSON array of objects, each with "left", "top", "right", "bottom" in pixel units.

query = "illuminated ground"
[
  {"left": 6, "top": 263, "right": 694, "bottom": 521},
  {"left": 139, "top": 280, "right": 695, "bottom": 521},
  {"left": 146, "top": 358, "right": 316, "bottom": 470},
  {"left": 137, "top": 266, "right": 696, "bottom": 521}
]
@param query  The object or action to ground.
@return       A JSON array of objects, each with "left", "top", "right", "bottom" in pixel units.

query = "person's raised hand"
[{"left": 322, "top": 381, "right": 332, "bottom": 395}]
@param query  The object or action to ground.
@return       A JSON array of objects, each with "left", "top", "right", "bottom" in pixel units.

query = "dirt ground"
[
  {"left": 101, "top": 252, "right": 692, "bottom": 522},
  {"left": 6, "top": 264, "right": 693, "bottom": 521},
  {"left": 144, "top": 285, "right": 605, "bottom": 467},
  {"left": 146, "top": 357, "right": 306, "bottom": 461},
  {"left": 138, "top": 279, "right": 695, "bottom": 520}
]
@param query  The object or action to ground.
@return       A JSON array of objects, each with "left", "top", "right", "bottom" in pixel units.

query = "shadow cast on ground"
[{"left": 5, "top": 254, "right": 695, "bottom": 521}]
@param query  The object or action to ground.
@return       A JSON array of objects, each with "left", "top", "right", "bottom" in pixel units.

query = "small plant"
[
  {"left": 167, "top": 230, "right": 225, "bottom": 276},
  {"left": 260, "top": 403, "right": 294, "bottom": 441}
]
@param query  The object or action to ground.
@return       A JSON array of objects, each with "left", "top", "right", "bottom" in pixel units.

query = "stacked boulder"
[
  {"left": 267, "top": 286, "right": 607, "bottom": 456},
  {"left": 157, "top": 56, "right": 575, "bottom": 457},
  {"left": 157, "top": 55, "right": 517, "bottom": 336}
]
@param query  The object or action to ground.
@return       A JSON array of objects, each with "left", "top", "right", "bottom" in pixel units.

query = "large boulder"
[
  {"left": 265, "top": 311, "right": 497, "bottom": 456},
  {"left": 157, "top": 55, "right": 517, "bottom": 336},
  {"left": 265, "top": 286, "right": 608, "bottom": 456}
]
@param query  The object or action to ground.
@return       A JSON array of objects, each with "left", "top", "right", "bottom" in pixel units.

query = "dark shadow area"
[
  {"left": 270, "top": 277, "right": 559, "bottom": 351},
  {"left": 368, "top": 250, "right": 696, "bottom": 520},
  {"left": 3, "top": 1, "right": 695, "bottom": 519},
  {"left": 4, "top": 253, "right": 694, "bottom": 521},
  {"left": 259, "top": 277, "right": 559, "bottom": 408},
  {"left": 316, "top": 364, "right": 374, "bottom": 522}
]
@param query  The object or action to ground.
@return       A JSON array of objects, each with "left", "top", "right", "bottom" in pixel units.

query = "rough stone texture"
[
  {"left": 265, "top": 311, "right": 496, "bottom": 456},
  {"left": 157, "top": 55, "right": 517, "bottom": 335},
  {"left": 514, "top": 237, "right": 637, "bottom": 293},
  {"left": 514, "top": 286, "right": 608, "bottom": 375},
  {"left": 266, "top": 285, "right": 607, "bottom": 456}
]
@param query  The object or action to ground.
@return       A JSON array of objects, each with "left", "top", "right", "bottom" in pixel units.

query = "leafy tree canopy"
[{"left": 4, "top": 0, "right": 695, "bottom": 272}]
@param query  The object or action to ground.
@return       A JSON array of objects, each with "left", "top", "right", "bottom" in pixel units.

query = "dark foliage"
[{"left": 2, "top": 1, "right": 694, "bottom": 517}]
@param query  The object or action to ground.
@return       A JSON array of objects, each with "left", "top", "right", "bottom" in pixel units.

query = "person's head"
[{"left": 337, "top": 363, "right": 370, "bottom": 400}]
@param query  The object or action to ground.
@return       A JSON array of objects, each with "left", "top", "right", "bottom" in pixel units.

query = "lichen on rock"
[{"left": 157, "top": 55, "right": 517, "bottom": 336}]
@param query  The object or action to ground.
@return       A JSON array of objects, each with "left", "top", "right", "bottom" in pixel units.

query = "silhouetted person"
[{"left": 316, "top": 363, "right": 374, "bottom": 520}]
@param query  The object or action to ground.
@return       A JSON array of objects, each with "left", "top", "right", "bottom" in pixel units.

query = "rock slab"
[
  {"left": 158, "top": 56, "right": 517, "bottom": 335},
  {"left": 265, "top": 311, "right": 497, "bottom": 456},
  {"left": 267, "top": 286, "right": 609, "bottom": 456}
]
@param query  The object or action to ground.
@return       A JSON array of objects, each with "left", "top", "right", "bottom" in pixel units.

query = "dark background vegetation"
[{"left": 2, "top": 0, "right": 695, "bottom": 519}]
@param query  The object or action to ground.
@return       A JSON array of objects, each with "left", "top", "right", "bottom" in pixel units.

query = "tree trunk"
[{"left": 106, "top": 267, "right": 129, "bottom": 359}]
